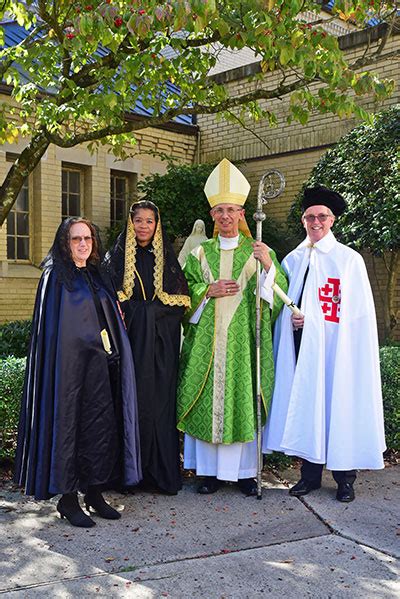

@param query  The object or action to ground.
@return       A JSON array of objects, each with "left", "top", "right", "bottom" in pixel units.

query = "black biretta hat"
[{"left": 302, "top": 185, "right": 346, "bottom": 216}]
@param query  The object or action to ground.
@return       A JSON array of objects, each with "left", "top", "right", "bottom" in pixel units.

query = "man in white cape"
[{"left": 263, "top": 185, "right": 386, "bottom": 502}]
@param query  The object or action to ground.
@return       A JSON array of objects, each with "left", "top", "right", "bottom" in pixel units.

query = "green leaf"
[
  {"left": 279, "top": 44, "right": 295, "bottom": 66},
  {"left": 291, "top": 30, "right": 304, "bottom": 48},
  {"left": 79, "top": 14, "right": 92, "bottom": 37}
]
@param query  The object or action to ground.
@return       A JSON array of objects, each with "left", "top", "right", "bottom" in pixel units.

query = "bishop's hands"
[
  {"left": 252, "top": 241, "right": 273, "bottom": 272},
  {"left": 206, "top": 241, "right": 273, "bottom": 298},
  {"left": 207, "top": 279, "right": 240, "bottom": 298}
]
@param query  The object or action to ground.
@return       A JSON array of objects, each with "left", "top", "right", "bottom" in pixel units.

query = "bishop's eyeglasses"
[{"left": 212, "top": 207, "right": 243, "bottom": 216}]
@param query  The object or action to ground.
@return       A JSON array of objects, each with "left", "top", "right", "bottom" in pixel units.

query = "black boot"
[
  {"left": 289, "top": 479, "right": 321, "bottom": 497},
  {"left": 237, "top": 478, "right": 258, "bottom": 496},
  {"left": 56, "top": 492, "right": 96, "bottom": 528},
  {"left": 84, "top": 487, "right": 121, "bottom": 520},
  {"left": 197, "top": 476, "right": 220, "bottom": 494},
  {"left": 336, "top": 482, "right": 355, "bottom": 503}
]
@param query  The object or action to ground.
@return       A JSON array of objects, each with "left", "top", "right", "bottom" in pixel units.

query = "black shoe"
[
  {"left": 197, "top": 476, "right": 220, "bottom": 494},
  {"left": 237, "top": 478, "right": 258, "bottom": 496},
  {"left": 84, "top": 488, "right": 121, "bottom": 519},
  {"left": 336, "top": 482, "right": 355, "bottom": 503},
  {"left": 56, "top": 493, "right": 96, "bottom": 528},
  {"left": 289, "top": 478, "right": 321, "bottom": 497}
]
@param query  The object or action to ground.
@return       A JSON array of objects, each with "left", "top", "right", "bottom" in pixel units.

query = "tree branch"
[
  {"left": 0, "top": 129, "right": 49, "bottom": 224},
  {"left": 68, "top": 30, "right": 222, "bottom": 91},
  {"left": 225, "top": 109, "right": 271, "bottom": 149},
  {"left": 0, "top": 24, "right": 48, "bottom": 82},
  {"left": 348, "top": 47, "right": 399, "bottom": 71},
  {"left": 44, "top": 74, "right": 320, "bottom": 148}
]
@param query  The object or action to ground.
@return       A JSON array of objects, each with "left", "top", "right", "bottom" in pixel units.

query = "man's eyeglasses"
[
  {"left": 70, "top": 236, "right": 93, "bottom": 244},
  {"left": 212, "top": 207, "right": 243, "bottom": 216},
  {"left": 303, "top": 214, "right": 333, "bottom": 223}
]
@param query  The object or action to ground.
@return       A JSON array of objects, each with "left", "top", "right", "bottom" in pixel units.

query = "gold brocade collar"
[{"left": 117, "top": 213, "right": 190, "bottom": 308}]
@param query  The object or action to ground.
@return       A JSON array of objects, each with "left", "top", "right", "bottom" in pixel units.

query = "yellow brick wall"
[
  {"left": 197, "top": 33, "right": 400, "bottom": 341},
  {"left": 0, "top": 272, "right": 41, "bottom": 322},
  {"left": 0, "top": 124, "right": 197, "bottom": 323},
  {"left": 198, "top": 35, "right": 400, "bottom": 168}
]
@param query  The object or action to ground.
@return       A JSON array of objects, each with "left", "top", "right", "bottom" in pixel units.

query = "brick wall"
[{"left": 0, "top": 122, "right": 197, "bottom": 323}]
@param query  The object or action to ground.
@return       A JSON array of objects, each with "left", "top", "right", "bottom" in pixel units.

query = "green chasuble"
[{"left": 177, "top": 233, "right": 288, "bottom": 445}]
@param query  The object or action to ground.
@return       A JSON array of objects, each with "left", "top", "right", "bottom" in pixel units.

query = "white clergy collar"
[
  {"left": 299, "top": 230, "right": 337, "bottom": 254},
  {"left": 218, "top": 234, "right": 239, "bottom": 250}
]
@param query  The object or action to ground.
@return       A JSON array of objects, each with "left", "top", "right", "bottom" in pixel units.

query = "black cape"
[{"left": 14, "top": 265, "right": 142, "bottom": 500}]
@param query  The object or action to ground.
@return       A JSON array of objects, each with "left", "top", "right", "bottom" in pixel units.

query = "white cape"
[{"left": 263, "top": 231, "right": 386, "bottom": 470}]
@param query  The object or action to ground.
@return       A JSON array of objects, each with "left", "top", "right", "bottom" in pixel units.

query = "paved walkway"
[{"left": 0, "top": 465, "right": 399, "bottom": 598}]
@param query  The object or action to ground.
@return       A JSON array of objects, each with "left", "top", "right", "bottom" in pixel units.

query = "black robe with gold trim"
[{"left": 105, "top": 211, "right": 190, "bottom": 494}]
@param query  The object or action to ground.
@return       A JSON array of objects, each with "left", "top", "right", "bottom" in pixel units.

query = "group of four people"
[{"left": 14, "top": 159, "right": 385, "bottom": 527}]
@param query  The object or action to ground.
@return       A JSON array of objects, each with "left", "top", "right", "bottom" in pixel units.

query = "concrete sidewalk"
[{"left": 0, "top": 465, "right": 398, "bottom": 598}]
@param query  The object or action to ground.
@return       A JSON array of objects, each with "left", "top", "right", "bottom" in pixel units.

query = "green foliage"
[
  {"left": 287, "top": 106, "right": 400, "bottom": 339},
  {"left": 289, "top": 105, "right": 400, "bottom": 255},
  {"left": 264, "top": 452, "right": 294, "bottom": 471},
  {"left": 137, "top": 162, "right": 215, "bottom": 240},
  {"left": 0, "top": 357, "right": 25, "bottom": 459},
  {"left": 380, "top": 346, "right": 400, "bottom": 451},
  {"left": 0, "top": 1, "right": 397, "bottom": 223},
  {"left": 104, "top": 220, "right": 126, "bottom": 251},
  {"left": 0, "top": 319, "right": 31, "bottom": 358},
  {"left": 288, "top": 106, "right": 400, "bottom": 254}
]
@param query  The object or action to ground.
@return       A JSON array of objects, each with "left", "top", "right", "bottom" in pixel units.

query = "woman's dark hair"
[
  {"left": 129, "top": 199, "right": 159, "bottom": 224},
  {"left": 41, "top": 217, "right": 102, "bottom": 289}
]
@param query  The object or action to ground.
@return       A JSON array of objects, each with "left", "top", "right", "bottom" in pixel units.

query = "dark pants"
[{"left": 301, "top": 459, "right": 357, "bottom": 485}]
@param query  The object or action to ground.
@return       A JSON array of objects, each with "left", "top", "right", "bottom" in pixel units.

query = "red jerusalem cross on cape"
[{"left": 319, "top": 277, "right": 341, "bottom": 323}]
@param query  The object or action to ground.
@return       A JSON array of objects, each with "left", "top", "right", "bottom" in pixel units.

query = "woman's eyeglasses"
[{"left": 70, "top": 236, "right": 93, "bottom": 244}]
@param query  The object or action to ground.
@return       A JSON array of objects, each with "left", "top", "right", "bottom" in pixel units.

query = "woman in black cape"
[
  {"left": 105, "top": 200, "right": 190, "bottom": 495},
  {"left": 14, "top": 217, "right": 141, "bottom": 527}
]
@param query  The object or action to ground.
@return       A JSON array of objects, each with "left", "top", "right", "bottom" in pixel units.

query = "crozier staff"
[
  {"left": 263, "top": 185, "right": 386, "bottom": 502},
  {"left": 14, "top": 217, "right": 141, "bottom": 527}
]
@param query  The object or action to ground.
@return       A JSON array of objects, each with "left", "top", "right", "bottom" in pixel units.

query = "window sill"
[{"left": 1, "top": 262, "right": 41, "bottom": 279}]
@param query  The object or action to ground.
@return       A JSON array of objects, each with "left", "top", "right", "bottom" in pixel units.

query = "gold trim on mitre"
[{"left": 205, "top": 158, "right": 250, "bottom": 208}]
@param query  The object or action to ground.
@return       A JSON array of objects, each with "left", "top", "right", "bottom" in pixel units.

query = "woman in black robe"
[
  {"left": 14, "top": 218, "right": 141, "bottom": 527},
  {"left": 105, "top": 200, "right": 190, "bottom": 495}
]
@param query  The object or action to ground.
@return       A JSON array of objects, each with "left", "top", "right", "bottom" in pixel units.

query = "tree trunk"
[{"left": 0, "top": 131, "right": 50, "bottom": 226}]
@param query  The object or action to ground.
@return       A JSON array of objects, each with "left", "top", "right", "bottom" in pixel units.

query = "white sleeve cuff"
[
  {"left": 189, "top": 297, "right": 209, "bottom": 324},
  {"left": 259, "top": 262, "right": 276, "bottom": 308}
]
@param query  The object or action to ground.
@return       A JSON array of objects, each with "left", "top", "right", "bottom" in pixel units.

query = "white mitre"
[{"left": 204, "top": 158, "right": 250, "bottom": 208}]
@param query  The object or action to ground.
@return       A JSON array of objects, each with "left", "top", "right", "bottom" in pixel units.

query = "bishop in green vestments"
[{"left": 177, "top": 159, "right": 287, "bottom": 495}]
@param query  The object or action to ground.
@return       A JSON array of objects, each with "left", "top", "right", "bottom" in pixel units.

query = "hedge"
[
  {"left": 0, "top": 357, "right": 26, "bottom": 459},
  {"left": 380, "top": 346, "right": 400, "bottom": 452},
  {"left": 0, "top": 348, "right": 398, "bottom": 463},
  {"left": 0, "top": 319, "right": 31, "bottom": 358}
]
